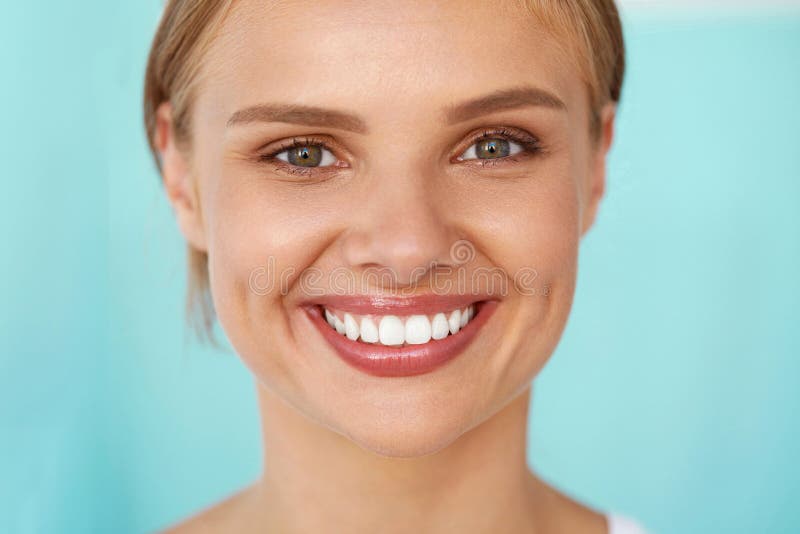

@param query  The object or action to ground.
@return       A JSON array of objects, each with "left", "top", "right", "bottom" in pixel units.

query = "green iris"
[
  {"left": 475, "top": 138, "right": 510, "bottom": 159},
  {"left": 287, "top": 146, "right": 323, "bottom": 167}
]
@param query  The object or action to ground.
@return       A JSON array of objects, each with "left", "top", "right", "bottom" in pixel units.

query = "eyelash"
[
  {"left": 457, "top": 127, "right": 544, "bottom": 168},
  {"left": 256, "top": 127, "right": 544, "bottom": 176}
]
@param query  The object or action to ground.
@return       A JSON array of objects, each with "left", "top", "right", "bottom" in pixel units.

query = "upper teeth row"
[{"left": 323, "top": 305, "right": 476, "bottom": 346}]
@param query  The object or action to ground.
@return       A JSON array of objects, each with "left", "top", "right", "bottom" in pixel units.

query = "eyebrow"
[
  {"left": 227, "top": 104, "right": 368, "bottom": 133},
  {"left": 226, "top": 86, "right": 566, "bottom": 132},
  {"left": 444, "top": 86, "right": 567, "bottom": 124}
]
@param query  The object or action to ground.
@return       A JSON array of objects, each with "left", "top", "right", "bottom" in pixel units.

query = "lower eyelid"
[{"left": 478, "top": 154, "right": 526, "bottom": 166}]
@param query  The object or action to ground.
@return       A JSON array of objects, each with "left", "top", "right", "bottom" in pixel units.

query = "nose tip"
[
  {"left": 341, "top": 227, "right": 453, "bottom": 287},
  {"left": 340, "top": 198, "right": 457, "bottom": 288}
]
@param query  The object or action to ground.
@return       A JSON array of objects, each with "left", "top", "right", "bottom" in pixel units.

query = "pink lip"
[{"left": 303, "top": 296, "right": 498, "bottom": 378}]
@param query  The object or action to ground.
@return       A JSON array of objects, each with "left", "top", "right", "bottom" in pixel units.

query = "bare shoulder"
[{"left": 160, "top": 484, "right": 259, "bottom": 534}]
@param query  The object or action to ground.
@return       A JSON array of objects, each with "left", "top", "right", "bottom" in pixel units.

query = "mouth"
[{"left": 303, "top": 295, "right": 497, "bottom": 377}]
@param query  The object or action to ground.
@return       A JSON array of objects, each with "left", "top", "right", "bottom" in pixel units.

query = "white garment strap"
[{"left": 607, "top": 513, "right": 651, "bottom": 534}]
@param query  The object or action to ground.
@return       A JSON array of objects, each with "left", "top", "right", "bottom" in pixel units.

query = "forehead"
[{"left": 197, "top": 0, "right": 584, "bottom": 126}]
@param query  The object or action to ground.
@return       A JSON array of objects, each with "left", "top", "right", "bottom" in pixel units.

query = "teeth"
[
  {"left": 322, "top": 304, "right": 478, "bottom": 347},
  {"left": 334, "top": 315, "right": 346, "bottom": 335},
  {"left": 379, "top": 315, "right": 405, "bottom": 346},
  {"left": 431, "top": 313, "right": 449, "bottom": 340},
  {"left": 448, "top": 309, "right": 461, "bottom": 335},
  {"left": 344, "top": 313, "right": 359, "bottom": 341},
  {"left": 405, "top": 315, "right": 432, "bottom": 345},
  {"left": 360, "top": 316, "right": 379, "bottom": 343}
]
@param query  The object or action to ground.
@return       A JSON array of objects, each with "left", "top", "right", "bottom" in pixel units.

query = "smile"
[
  {"left": 322, "top": 304, "right": 477, "bottom": 346},
  {"left": 304, "top": 295, "right": 497, "bottom": 378}
]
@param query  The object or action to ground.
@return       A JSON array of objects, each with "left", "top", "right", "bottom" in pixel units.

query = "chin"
[
  {"left": 312, "top": 383, "right": 488, "bottom": 458},
  {"left": 339, "top": 413, "right": 472, "bottom": 458}
]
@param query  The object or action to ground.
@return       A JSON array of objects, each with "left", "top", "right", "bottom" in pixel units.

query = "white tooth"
[
  {"left": 448, "top": 309, "right": 461, "bottom": 334},
  {"left": 431, "top": 313, "right": 449, "bottom": 340},
  {"left": 405, "top": 315, "right": 432, "bottom": 345},
  {"left": 325, "top": 309, "right": 336, "bottom": 327},
  {"left": 334, "top": 315, "right": 346, "bottom": 335},
  {"left": 379, "top": 315, "right": 405, "bottom": 346},
  {"left": 344, "top": 313, "right": 359, "bottom": 340},
  {"left": 459, "top": 307, "right": 469, "bottom": 327},
  {"left": 467, "top": 305, "right": 475, "bottom": 321},
  {"left": 360, "top": 316, "right": 379, "bottom": 343}
]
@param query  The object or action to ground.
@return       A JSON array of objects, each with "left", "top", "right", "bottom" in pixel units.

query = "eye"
[
  {"left": 257, "top": 136, "right": 349, "bottom": 180},
  {"left": 454, "top": 127, "right": 544, "bottom": 164},
  {"left": 458, "top": 137, "right": 524, "bottom": 160},
  {"left": 275, "top": 144, "right": 337, "bottom": 168}
]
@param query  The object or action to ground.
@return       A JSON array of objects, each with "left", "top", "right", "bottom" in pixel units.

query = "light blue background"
[{"left": 1, "top": 3, "right": 798, "bottom": 533}]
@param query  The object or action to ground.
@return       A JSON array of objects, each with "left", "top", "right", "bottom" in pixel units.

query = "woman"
[{"left": 144, "top": 0, "right": 648, "bottom": 532}]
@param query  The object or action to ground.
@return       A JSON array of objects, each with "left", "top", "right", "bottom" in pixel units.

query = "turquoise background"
[{"left": 1, "top": 3, "right": 799, "bottom": 533}]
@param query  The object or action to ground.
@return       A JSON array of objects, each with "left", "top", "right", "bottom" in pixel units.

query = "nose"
[{"left": 340, "top": 170, "right": 457, "bottom": 288}]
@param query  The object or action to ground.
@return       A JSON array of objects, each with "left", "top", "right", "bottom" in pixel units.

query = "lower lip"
[{"left": 306, "top": 301, "right": 497, "bottom": 378}]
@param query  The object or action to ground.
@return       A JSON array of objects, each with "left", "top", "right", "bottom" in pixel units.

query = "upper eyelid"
[
  {"left": 259, "top": 135, "right": 339, "bottom": 158},
  {"left": 461, "top": 127, "right": 540, "bottom": 148}
]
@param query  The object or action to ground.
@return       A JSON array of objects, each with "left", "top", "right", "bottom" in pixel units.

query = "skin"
[{"left": 156, "top": 0, "right": 616, "bottom": 532}]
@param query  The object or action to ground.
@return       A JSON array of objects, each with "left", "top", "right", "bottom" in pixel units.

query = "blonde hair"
[{"left": 143, "top": 0, "right": 626, "bottom": 336}]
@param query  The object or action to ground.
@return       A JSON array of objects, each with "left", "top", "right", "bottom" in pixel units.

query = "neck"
[{"left": 253, "top": 383, "right": 544, "bottom": 533}]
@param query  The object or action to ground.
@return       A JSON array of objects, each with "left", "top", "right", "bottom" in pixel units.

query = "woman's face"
[{"left": 164, "top": 0, "right": 612, "bottom": 456}]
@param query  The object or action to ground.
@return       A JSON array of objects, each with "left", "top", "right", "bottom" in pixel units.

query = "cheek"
[
  {"left": 458, "top": 166, "right": 582, "bottom": 382},
  {"left": 504, "top": 174, "right": 581, "bottom": 342},
  {"left": 516, "top": 179, "right": 581, "bottom": 288},
  {"left": 200, "top": 167, "right": 341, "bottom": 365},
  {"left": 205, "top": 167, "right": 336, "bottom": 286},
  {"left": 457, "top": 166, "right": 582, "bottom": 293}
]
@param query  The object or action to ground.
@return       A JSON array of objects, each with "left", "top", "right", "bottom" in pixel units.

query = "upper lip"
[{"left": 301, "top": 293, "right": 497, "bottom": 315}]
